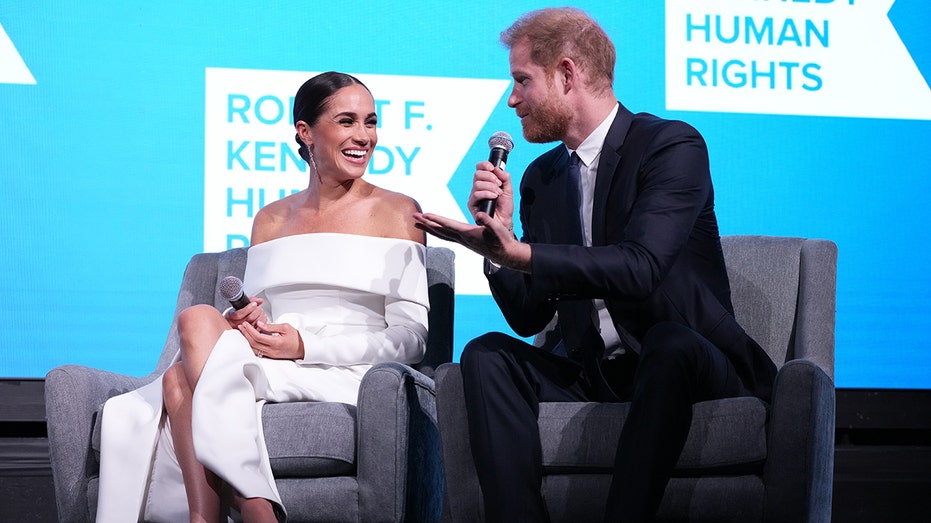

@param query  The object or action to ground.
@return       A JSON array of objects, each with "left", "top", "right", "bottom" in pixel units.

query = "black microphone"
[
  {"left": 477, "top": 131, "right": 514, "bottom": 217},
  {"left": 219, "top": 276, "right": 251, "bottom": 310}
]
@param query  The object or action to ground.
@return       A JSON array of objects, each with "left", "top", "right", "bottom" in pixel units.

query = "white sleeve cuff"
[{"left": 484, "top": 258, "right": 502, "bottom": 276}]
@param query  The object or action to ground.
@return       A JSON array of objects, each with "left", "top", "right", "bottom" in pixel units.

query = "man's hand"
[
  {"left": 413, "top": 211, "right": 532, "bottom": 273},
  {"left": 468, "top": 161, "right": 515, "bottom": 227}
]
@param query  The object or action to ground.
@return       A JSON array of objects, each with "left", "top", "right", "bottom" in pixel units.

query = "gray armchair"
[
  {"left": 437, "top": 235, "right": 836, "bottom": 522},
  {"left": 45, "top": 245, "right": 455, "bottom": 522}
]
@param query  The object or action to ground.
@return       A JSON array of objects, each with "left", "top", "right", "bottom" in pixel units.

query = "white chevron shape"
[{"left": 0, "top": 22, "right": 36, "bottom": 85}]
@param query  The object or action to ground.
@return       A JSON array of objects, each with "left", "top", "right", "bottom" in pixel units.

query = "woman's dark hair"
[{"left": 293, "top": 71, "right": 370, "bottom": 162}]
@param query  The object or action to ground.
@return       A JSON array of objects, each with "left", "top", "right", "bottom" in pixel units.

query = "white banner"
[
  {"left": 204, "top": 67, "right": 510, "bottom": 294},
  {"left": 666, "top": 0, "right": 931, "bottom": 120}
]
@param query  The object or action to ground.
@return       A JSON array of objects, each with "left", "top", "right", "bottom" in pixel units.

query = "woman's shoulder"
[
  {"left": 369, "top": 184, "right": 420, "bottom": 211},
  {"left": 251, "top": 192, "right": 305, "bottom": 244},
  {"left": 257, "top": 191, "right": 303, "bottom": 218},
  {"left": 368, "top": 185, "right": 424, "bottom": 243}
]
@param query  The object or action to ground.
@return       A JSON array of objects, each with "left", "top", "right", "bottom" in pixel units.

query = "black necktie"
[
  {"left": 568, "top": 152, "right": 581, "bottom": 201},
  {"left": 567, "top": 152, "right": 583, "bottom": 241},
  {"left": 559, "top": 151, "right": 620, "bottom": 400}
]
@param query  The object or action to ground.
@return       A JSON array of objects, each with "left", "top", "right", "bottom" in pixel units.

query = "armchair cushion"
[
  {"left": 538, "top": 397, "right": 768, "bottom": 474},
  {"left": 263, "top": 402, "right": 357, "bottom": 478}
]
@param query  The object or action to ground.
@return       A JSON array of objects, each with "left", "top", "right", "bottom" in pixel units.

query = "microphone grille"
[
  {"left": 488, "top": 131, "right": 514, "bottom": 152},
  {"left": 219, "top": 276, "right": 243, "bottom": 300}
]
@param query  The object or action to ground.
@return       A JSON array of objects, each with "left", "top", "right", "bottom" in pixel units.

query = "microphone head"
[
  {"left": 219, "top": 276, "right": 244, "bottom": 301},
  {"left": 488, "top": 131, "right": 514, "bottom": 152}
]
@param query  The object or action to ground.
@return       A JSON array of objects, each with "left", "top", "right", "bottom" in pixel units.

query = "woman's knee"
[
  {"left": 177, "top": 304, "right": 228, "bottom": 358},
  {"left": 178, "top": 304, "right": 223, "bottom": 335}
]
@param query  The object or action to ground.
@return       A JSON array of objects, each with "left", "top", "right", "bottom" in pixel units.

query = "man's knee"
[
  {"left": 640, "top": 321, "right": 703, "bottom": 369},
  {"left": 461, "top": 332, "right": 511, "bottom": 364}
]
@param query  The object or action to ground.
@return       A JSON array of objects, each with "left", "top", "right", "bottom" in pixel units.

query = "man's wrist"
[
  {"left": 484, "top": 243, "right": 532, "bottom": 275},
  {"left": 508, "top": 243, "right": 533, "bottom": 273}
]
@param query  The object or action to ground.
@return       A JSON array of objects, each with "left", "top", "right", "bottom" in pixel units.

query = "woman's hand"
[
  {"left": 237, "top": 321, "right": 305, "bottom": 361},
  {"left": 224, "top": 298, "right": 268, "bottom": 329}
]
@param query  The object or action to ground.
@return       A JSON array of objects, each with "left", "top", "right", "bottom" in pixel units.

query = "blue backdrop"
[{"left": 2, "top": 1, "right": 929, "bottom": 389}]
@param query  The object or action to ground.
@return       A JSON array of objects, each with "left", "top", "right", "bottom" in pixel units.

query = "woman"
[{"left": 96, "top": 72, "right": 429, "bottom": 522}]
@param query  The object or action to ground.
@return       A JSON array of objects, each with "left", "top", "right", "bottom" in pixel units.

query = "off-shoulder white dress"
[{"left": 95, "top": 233, "right": 429, "bottom": 522}]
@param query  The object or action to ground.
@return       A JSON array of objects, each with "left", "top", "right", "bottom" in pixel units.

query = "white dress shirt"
[{"left": 566, "top": 104, "right": 627, "bottom": 356}]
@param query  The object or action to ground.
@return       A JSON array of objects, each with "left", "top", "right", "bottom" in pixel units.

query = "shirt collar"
[{"left": 566, "top": 102, "right": 619, "bottom": 167}]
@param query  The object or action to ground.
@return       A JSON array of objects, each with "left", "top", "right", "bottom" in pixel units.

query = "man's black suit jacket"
[{"left": 488, "top": 103, "right": 777, "bottom": 401}]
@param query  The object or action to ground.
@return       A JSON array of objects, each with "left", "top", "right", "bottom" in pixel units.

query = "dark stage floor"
[{"left": 2, "top": 381, "right": 929, "bottom": 522}]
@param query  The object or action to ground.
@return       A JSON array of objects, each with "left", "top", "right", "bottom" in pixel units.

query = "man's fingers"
[
  {"left": 414, "top": 212, "right": 484, "bottom": 246},
  {"left": 415, "top": 223, "right": 457, "bottom": 242}
]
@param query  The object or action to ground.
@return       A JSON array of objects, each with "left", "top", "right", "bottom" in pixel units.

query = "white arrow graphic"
[
  {"left": 0, "top": 22, "right": 36, "bottom": 85},
  {"left": 666, "top": 0, "right": 931, "bottom": 120}
]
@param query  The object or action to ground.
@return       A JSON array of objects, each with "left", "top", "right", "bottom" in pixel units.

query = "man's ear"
[{"left": 559, "top": 57, "right": 578, "bottom": 94}]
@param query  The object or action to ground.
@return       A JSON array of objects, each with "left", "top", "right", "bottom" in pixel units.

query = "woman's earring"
[{"left": 308, "top": 150, "right": 320, "bottom": 180}]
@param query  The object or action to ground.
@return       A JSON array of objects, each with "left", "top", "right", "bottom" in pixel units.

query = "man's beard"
[{"left": 521, "top": 93, "right": 572, "bottom": 144}]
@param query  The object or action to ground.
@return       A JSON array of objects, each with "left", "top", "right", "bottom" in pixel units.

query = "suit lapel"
[{"left": 592, "top": 103, "right": 635, "bottom": 245}]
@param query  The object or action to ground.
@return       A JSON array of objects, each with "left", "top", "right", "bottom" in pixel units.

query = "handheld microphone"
[
  {"left": 477, "top": 131, "right": 514, "bottom": 217},
  {"left": 219, "top": 276, "right": 251, "bottom": 310}
]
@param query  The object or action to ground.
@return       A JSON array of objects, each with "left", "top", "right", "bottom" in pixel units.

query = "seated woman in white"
[{"left": 96, "top": 72, "right": 428, "bottom": 523}]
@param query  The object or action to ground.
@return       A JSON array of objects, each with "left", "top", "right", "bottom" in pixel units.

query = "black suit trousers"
[{"left": 460, "top": 321, "right": 746, "bottom": 523}]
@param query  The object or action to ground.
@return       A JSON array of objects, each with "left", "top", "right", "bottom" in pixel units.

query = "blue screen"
[{"left": 2, "top": 1, "right": 929, "bottom": 388}]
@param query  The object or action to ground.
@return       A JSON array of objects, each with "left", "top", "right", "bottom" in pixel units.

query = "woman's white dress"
[{"left": 95, "top": 233, "right": 429, "bottom": 522}]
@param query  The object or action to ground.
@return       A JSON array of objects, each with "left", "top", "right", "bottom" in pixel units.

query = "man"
[{"left": 413, "top": 7, "right": 777, "bottom": 522}]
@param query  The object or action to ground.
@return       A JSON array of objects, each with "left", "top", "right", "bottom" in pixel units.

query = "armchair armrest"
[
  {"left": 435, "top": 362, "right": 484, "bottom": 523},
  {"left": 356, "top": 361, "right": 442, "bottom": 523},
  {"left": 763, "top": 359, "right": 835, "bottom": 523},
  {"left": 44, "top": 364, "right": 154, "bottom": 523}
]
